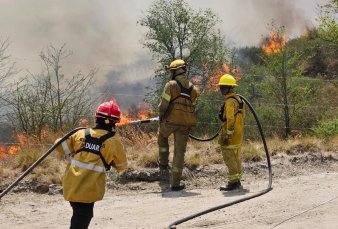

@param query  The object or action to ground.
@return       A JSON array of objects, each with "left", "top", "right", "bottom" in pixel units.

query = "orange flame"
[
  {"left": 116, "top": 103, "right": 152, "bottom": 126},
  {"left": 17, "top": 133, "right": 27, "bottom": 145},
  {"left": 117, "top": 113, "right": 134, "bottom": 126},
  {"left": 7, "top": 145, "right": 20, "bottom": 155},
  {"left": 0, "top": 144, "right": 21, "bottom": 158},
  {"left": 198, "top": 63, "right": 242, "bottom": 92},
  {"left": 0, "top": 144, "right": 6, "bottom": 158},
  {"left": 262, "top": 32, "right": 286, "bottom": 55}
]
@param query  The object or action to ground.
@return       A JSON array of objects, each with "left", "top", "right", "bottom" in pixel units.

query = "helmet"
[
  {"left": 218, "top": 74, "right": 237, "bottom": 86},
  {"left": 95, "top": 100, "right": 121, "bottom": 123},
  {"left": 168, "top": 59, "right": 186, "bottom": 70}
]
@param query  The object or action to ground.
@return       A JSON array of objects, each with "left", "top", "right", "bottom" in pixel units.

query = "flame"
[
  {"left": 0, "top": 144, "right": 21, "bottom": 158},
  {"left": 199, "top": 63, "right": 242, "bottom": 92},
  {"left": 116, "top": 103, "right": 152, "bottom": 126},
  {"left": 0, "top": 144, "right": 6, "bottom": 158},
  {"left": 222, "top": 63, "right": 230, "bottom": 73},
  {"left": 17, "top": 133, "right": 27, "bottom": 145},
  {"left": 262, "top": 32, "right": 286, "bottom": 55},
  {"left": 7, "top": 145, "right": 20, "bottom": 155},
  {"left": 117, "top": 113, "right": 134, "bottom": 126}
]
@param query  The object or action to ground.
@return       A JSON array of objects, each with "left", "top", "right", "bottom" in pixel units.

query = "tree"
[
  {"left": 0, "top": 37, "right": 15, "bottom": 96},
  {"left": 317, "top": 0, "right": 338, "bottom": 78},
  {"left": 3, "top": 44, "right": 97, "bottom": 139},
  {"left": 318, "top": 0, "right": 338, "bottom": 44},
  {"left": 255, "top": 26, "right": 317, "bottom": 138},
  {"left": 139, "top": 0, "right": 230, "bottom": 107},
  {"left": 0, "top": 37, "right": 16, "bottom": 141},
  {"left": 6, "top": 75, "right": 51, "bottom": 139},
  {"left": 39, "top": 44, "right": 97, "bottom": 131}
]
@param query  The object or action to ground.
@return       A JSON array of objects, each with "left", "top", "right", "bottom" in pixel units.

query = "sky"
[{"left": 0, "top": 0, "right": 326, "bottom": 109}]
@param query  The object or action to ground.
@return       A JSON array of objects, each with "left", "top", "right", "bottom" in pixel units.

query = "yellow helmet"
[
  {"left": 168, "top": 59, "right": 186, "bottom": 70},
  {"left": 218, "top": 74, "right": 237, "bottom": 86}
]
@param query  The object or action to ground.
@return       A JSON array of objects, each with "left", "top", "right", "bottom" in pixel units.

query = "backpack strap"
[
  {"left": 74, "top": 128, "right": 115, "bottom": 171},
  {"left": 218, "top": 96, "right": 244, "bottom": 121},
  {"left": 228, "top": 96, "right": 244, "bottom": 115},
  {"left": 170, "top": 80, "right": 193, "bottom": 103}
]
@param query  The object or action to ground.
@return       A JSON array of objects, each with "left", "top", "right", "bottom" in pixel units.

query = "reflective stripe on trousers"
[
  {"left": 221, "top": 146, "right": 242, "bottom": 183},
  {"left": 228, "top": 172, "right": 243, "bottom": 182}
]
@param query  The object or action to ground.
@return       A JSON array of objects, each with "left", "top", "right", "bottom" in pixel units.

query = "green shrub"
[{"left": 313, "top": 119, "right": 338, "bottom": 139}]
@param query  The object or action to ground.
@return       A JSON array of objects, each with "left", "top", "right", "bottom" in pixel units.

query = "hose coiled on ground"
[{"left": 168, "top": 94, "right": 273, "bottom": 229}]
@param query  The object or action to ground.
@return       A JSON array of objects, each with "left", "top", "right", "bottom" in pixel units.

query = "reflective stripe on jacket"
[
  {"left": 158, "top": 75, "right": 198, "bottom": 126},
  {"left": 218, "top": 92, "right": 245, "bottom": 147},
  {"left": 55, "top": 128, "right": 127, "bottom": 203}
]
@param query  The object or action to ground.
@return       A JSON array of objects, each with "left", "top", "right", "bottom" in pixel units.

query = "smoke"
[
  {"left": 0, "top": 0, "right": 324, "bottom": 110},
  {"left": 96, "top": 57, "right": 156, "bottom": 110},
  {"left": 187, "top": 0, "right": 324, "bottom": 46},
  {"left": 248, "top": 0, "right": 313, "bottom": 37}
]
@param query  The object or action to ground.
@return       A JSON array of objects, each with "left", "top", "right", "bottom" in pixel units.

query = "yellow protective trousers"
[
  {"left": 221, "top": 145, "right": 243, "bottom": 183},
  {"left": 158, "top": 122, "right": 190, "bottom": 187}
]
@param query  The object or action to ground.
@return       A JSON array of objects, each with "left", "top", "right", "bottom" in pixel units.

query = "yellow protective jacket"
[
  {"left": 55, "top": 128, "right": 127, "bottom": 203},
  {"left": 218, "top": 92, "right": 245, "bottom": 148},
  {"left": 159, "top": 75, "right": 198, "bottom": 127}
]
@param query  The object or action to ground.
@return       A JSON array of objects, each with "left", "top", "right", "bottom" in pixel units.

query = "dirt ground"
[{"left": 1, "top": 153, "right": 338, "bottom": 229}]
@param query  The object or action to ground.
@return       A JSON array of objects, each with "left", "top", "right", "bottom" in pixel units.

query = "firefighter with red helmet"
[
  {"left": 55, "top": 100, "right": 127, "bottom": 229},
  {"left": 158, "top": 59, "right": 198, "bottom": 191}
]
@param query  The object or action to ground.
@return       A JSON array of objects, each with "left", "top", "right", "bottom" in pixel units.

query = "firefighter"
[
  {"left": 55, "top": 100, "right": 127, "bottom": 229},
  {"left": 158, "top": 59, "right": 198, "bottom": 191},
  {"left": 218, "top": 74, "right": 245, "bottom": 191}
]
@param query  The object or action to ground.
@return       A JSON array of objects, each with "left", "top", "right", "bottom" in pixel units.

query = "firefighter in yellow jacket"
[
  {"left": 218, "top": 74, "right": 245, "bottom": 191},
  {"left": 55, "top": 100, "right": 127, "bottom": 229},
  {"left": 158, "top": 59, "right": 198, "bottom": 191}
]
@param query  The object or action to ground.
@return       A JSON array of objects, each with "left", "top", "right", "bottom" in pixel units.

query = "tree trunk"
[{"left": 281, "top": 49, "right": 291, "bottom": 138}]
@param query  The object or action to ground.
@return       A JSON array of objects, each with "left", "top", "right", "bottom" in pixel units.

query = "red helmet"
[{"left": 95, "top": 100, "right": 121, "bottom": 123}]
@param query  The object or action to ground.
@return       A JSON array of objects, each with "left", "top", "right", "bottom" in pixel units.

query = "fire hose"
[
  {"left": 0, "top": 127, "right": 86, "bottom": 200},
  {"left": 167, "top": 94, "right": 273, "bottom": 229},
  {"left": 0, "top": 95, "right": 272, "bottom": 229},
  {"left": 0, "top": 118, "right": 162, "bottom": 199},
  {"left": 120, "top": 95, "right": 272, "bottom": 228}
]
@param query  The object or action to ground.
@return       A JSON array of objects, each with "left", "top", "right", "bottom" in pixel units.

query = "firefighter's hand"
[
  {"left": 223, "top": 134, "right": 233, "bottom": 144},
  {"left": 222, "top": 134, "right": 229, "bottom": 142}
]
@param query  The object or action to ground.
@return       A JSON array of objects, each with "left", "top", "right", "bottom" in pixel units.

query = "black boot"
[
  {"left": 158, "top": 163, "right": 170, "bottom": 171},
  {"left": 220, "top": 181, "right": 242, "bottom": 191},
  {"left": 158, "top": 163, "right": 170, "bottom": 181},
  {"left": 171, "top": 182, "right": 186, "bottom": 191}
]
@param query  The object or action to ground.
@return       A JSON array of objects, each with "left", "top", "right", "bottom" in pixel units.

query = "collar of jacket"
[
  {"left": 224, "top": 91, "right": 236, "bottom": 99},
  {"left": 174, "top": 75, "right": 186, "bottom": 81}
]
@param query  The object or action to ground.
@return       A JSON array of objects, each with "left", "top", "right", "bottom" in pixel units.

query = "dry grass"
[
  {"left": 185, "top": 141, "right": 223, "bottom": 167},
  {"left": 29, "top": 157, "right": 66, "bottom": 184},
  {"left": 2, "top": 126, "right": 337, "bottom": 188},
  {"left": 242, "top": 141, "right": 264, "bottom": 162},
  {"left": 322, "top": 136, "right": 338, "bottom": 152},
  {"left": 267, "top": 136, "right": 327, "bottom": 156},
  {"left": 0, "top": 161, "right": 16, "bottom": 180}
]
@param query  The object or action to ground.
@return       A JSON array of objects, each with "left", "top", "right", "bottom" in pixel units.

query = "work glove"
[
  {"left": 222, "top": 133, "right": 230, "bottom": 143},
  {"left": 218, "top": 130, "right": 230, "bottom": 146}
]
